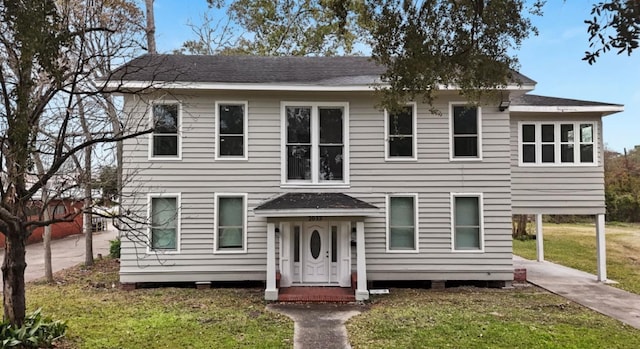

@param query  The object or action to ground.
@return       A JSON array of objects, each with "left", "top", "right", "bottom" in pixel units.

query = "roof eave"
[
  {"left": 253, "top": 207, "right": 379, "bottom": 218},
  {"left": 510, "top": 105, "right": 624, "bottom": 116},
  {"left": 104, "top": 81, "right": 536, "bottom": 93}
]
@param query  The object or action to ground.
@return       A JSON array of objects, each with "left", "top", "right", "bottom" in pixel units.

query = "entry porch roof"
[{"left": 254, "top": 193, "right": 378, "bottom": 217}]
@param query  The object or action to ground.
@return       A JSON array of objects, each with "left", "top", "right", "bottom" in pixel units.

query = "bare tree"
[
  {"left": 145, "top": 0, "right": 156, "bottom": 54},
  {"left": 0, "top": 0, "right": 150, "bottom": 326}
]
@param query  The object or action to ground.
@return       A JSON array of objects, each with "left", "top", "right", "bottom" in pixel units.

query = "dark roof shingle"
[
  {"left": 110, "top": 54, "right": 536, "bottom": 86},
  {"left": 255, "top": 193, "right": 378, "bottom": 211},
  {"left": 512, "top": 94, "right": 622, "bottom": 107}
]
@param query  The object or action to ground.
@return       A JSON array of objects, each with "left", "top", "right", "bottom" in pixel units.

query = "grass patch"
[
  {"left": 348, "top": 287, "right": 640, "bottom": 349},
  {"left": 2, "top": 259, "right": 293, "bottom": 349},
  {"left": 513, "top": 223, "right": 640, "bottom": 294}
]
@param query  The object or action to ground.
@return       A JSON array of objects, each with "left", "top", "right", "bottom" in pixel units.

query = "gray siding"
[
  {"left": 120, "top": 91, "right": 514, "bottom": 283},
  {"left": 510, "top": 113, "right": 605, "bottom": 215}
]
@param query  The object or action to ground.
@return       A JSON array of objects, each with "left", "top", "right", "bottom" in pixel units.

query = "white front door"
[{"left": 303, "top": 223, "right": 330, "bottom": 283}]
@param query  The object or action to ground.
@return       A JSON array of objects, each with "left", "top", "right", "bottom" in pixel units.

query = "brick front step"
[{"left": 278, "top": 287, "right": 356, "bottom": 303}]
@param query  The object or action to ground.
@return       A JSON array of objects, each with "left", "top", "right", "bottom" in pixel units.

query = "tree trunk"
[
  {"left": 2, "top": 231, "right": 27, "bottom": 326},
  {"left": 43, "top": 209, "right": 53, "bottom": 283},
  {"left": 84, "top": 145, "right": 93, "bottom": 267},
  {"left": 145, "top": 0, "right": 156, "bottom": 54},
  {"left": 512, "top": 214, "right": 529, "bottom": 238}
]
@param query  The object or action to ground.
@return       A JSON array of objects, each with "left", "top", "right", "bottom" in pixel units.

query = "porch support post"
[
  {"left": 536, "top": 214, "right": 544, "bottom": 262},
  {"left": 265, "top": 222, "right": 278, "bottom": 300},
  {"left": 355, "top": 221, "right": 369, "bottom": 301},
  {"left": 596, "top": 214, "right": 607, "bottom": 282}
]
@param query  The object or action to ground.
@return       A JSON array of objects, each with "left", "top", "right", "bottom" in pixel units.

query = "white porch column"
[
  {"left": 280, "top": 223, "right": 292, "bottom": 287},
  {"left": 355, "top": 221, "right": 369, "bottom": 301},
  {"left": 536, "top": 214, "right": 544, "bottom": 262},
  {"left": 265, "top": 222, "right": 278, "bottom": 300},
  {"left": 596, "top": 214, "right": 607, "bottom": 282}
]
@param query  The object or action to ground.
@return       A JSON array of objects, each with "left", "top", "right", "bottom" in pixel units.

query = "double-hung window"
[
  {"left": 216, "top": 102, "right": 248, "bottom": 159},
  {"left": 385, "top": 104, "right": 417, "bottom": 160},
  {"left": 215, "top": 194, "right": 247, "bottom": 252},
  {"left": 283, "top": 102, "right": 348, "bottom": 185},
  {"left": 450, "top": 104, "right": 481, "bottom": 159},
  {"left": 519, "top": 122, "right": 596, "bottom": 165},
  {"left": 387, "top": 194, "right": 418, "bottom": 252},
  {"left": 452, "top": 194, "right": 483, "bottom": 251},
  {"left": 149, "top": 195, "right": 179, "bottom": 252},
  {"left": 151, "top": 103, "right": 180, "bottom": 159}
]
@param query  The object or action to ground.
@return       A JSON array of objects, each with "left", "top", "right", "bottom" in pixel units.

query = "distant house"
[{"left": 111, "top": 55, "right": 622, "bottom": 301}]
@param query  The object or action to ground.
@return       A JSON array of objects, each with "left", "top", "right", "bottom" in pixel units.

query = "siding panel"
[{"left": 121, "top": 92, "right": 513, "bottom": 283}]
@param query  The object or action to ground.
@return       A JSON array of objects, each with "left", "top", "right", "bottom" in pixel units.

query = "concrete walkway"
[
  {"left": 514, "top": 255, "right": 640, "bottom": 329},
  {"left": 0, "top": 225, "right": 117, "bottom": 287},
  {"left": 268, "top": 303, "right": 364, "bottom": 349}
]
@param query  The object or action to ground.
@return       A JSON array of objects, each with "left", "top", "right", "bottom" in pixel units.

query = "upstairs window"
[
  {"left": 385, "top": 104, "right": 417, "bottom": 160},
  {"left": 216, "top": 102, "right": 248, "bottom": 159},
  {"left": 283, "top": 102, "right": 349, "bottom": 185},
  {"left": 520, "top": 122, "right": 596, "bottom": 165},
  {"left": 151, "top": 103, "right": 180, "bottom": 159},
  {"left": 451, "top": 105, "right": 481, "bottom": 159}
]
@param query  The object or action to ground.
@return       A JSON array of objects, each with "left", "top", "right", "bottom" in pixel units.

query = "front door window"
[{"left": 304, "top": 224, "right": 329, "bottom": 283}]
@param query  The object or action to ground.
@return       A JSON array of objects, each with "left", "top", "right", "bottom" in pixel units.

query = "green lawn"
[
  {"left": 347, "top": 287, "right": 640, "bottom": 349},
  {"left": 3, "top": 259, "right": 293, "bottom": 349},
  {"left": 513, "top": 222, "right": 640, "bottom": 294}
]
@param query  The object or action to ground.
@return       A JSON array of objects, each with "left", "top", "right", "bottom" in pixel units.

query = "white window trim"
[
  {"left": 147, "top": 193, "right": 181, "bottom": 254},
  {"left": 449, "top": 102, "right": 483, "bottom": 161},
  {"left": 148, "top": 100, "right": 183, "bottom": 161},
  {"left": 214, "top": 193, "right": 248, "bottom": 254},
  {"left": 450, "top": 193, "right": 485, "bottom": 253},
  {"left": 385, "top": 193, "right": 419, "bottom": 253},
  {"left": 517, "top": 121, "right": 599, "bottom": 167},
  {"left": 384, "top": 102, "right": 418, "bottom": 161},
  {"left": 280, "top": 101, "right": 350, "bottom": 187},
  {"left": 214, "top": 101, "right": 249, "bottom": 161}
]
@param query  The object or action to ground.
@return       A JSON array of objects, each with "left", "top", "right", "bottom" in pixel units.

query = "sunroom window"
[{"left": 520, "top": 122, "right": 596, "bottom": 165}]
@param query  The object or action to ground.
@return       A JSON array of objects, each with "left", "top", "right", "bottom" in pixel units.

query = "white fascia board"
[
  {"left": 253, "top": 208, "right": 379, "bottom": 218},
  {"left": 510, "top": 105, "right": 624, "bottom": 115},
  {"left": 105, "top": 80, "right": 536, "bottom": 92}
]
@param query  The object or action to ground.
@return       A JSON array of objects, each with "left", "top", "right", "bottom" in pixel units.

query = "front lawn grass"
[
  {"left": 347, "top": 287, "right": 640, "bottom": 349},
  {"left": 2, "top": 259, "right": 293, "bottom": 349},
  {"left": 513, "top": 222, "right": 640, "bottom": 294}
]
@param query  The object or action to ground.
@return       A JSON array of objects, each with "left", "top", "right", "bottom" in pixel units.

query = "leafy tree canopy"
[
  {"left": 198, "top": 0, "right": 364, "bottom": 56},
  {"left": 584, "top": 0, "right": 640, "bottom": 64}
]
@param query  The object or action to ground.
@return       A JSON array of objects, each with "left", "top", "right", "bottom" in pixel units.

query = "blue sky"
[{"left": 152, "top": 1, "right": 639, "bottom": 153}]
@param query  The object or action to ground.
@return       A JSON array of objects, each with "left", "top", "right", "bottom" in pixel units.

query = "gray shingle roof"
[
  {"left": 254, "top": 193, "right": 378, "bottom": 211},
  {"left": 512, "top": 94, "right": 622, "bottom": 107},
  {"left": 110, "top": 54, "right": 536, "bottom": 86}
]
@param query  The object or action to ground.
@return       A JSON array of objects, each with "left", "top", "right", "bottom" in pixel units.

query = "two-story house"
[{"left": 110, "top": 55, "right": 622, "bottom": 301}]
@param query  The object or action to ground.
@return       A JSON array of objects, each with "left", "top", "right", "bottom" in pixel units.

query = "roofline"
[
  {"left": 104, "top": 81, "right": 536, "bottom": 92},
  {"left": 253, "top": 207, "right": 379, "bottom": 217},
  {"left": 510, "top": 105, "right": 624, "bottom": 116}
]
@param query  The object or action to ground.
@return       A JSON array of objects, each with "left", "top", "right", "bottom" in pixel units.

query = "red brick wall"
[{"left": 0, "top": 200, "right": 84, "bottom": 248}]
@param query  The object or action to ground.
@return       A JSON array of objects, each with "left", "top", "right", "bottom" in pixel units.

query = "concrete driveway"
[
  {"left": 0, "top": 224, "right": 117, "bottom": 287},
  {"left": 514, "top": 255, "right": 640, "bottom": 329}
]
